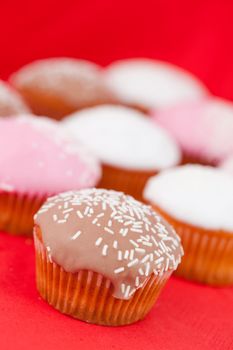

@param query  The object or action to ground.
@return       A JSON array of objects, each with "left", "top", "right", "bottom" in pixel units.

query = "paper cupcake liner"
[
  {"left": 152, "top": 205, "right": 233, "bottom": 286},
  {"left": 34, "top": 229, "right": 171, "bottom": 326},
  {"left": 98, "top": 164, "right": 157, "bottom": 202},
  {"left": 0, "top": 191, "right": 47, "bottom": 235}
]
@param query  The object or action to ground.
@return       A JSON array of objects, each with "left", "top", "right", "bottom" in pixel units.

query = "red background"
[{"left": 0, "top": 1, "right": 233, "bottom": 349}]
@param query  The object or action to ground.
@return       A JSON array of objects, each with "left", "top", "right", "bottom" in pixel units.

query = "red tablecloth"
[
  {"left": 0, "top": 232, "right": 232, "bottom": 350},
  {"left": 0, "top": 1, "right": 233, "bottom": 349}
]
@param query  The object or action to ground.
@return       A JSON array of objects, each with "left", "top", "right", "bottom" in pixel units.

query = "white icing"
[
  {"left": 63, "top": 105, "right": 181, "bottom": 170},
  {"left": 143, "top": 165, "right": 233, "bottom": 232},
  {"left": 104, "top": 59, "right": 208, "bottom": 109}
]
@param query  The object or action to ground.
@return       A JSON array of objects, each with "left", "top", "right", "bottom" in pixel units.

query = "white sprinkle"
[
  {"left": 102, "top": 244, "right": 108, "bottom": 256},
  {"left": 114, "top": 267, "right": 125, "bottom": 274},
  {"left": 139, "top": 268, "right": 144, "bottom": 276},
  {"left": 70, "top": 230, "right": 82, "bottom": 240},
  {"left": 57, "top": 219, "right": 66, "bottom": 224},
  {"left": 124, "top": 215, "right": 136, "bottom": 221},
  {"left": 118, "top": 251, "right": 123, "bottom": 261},
  {"left": 129, "top": 239, "right": 139, "bottom": 248},
  {"left": 142, "top": 241, "right": 153, "bottom": 247},
  {"left": 127, "top": 258, "right": 139, "bottom": 267},
  {"left": 124, "top": 220, "right": 133, "bottom": 226},
  {"left": 102, "top": 202, "right": 107, "bottom": 211},
  {"left": 155, "top": 257, "right": 164, "bottom": 265},
  {"left": 141, "top": 254, "right": 150, "bottom": 264},
  {"left": 113, "top": 240, "right": 118, "bottom": 249},
  {"left": 64, "top": 202, "right": 69, "bottom": 209},
  {"left": 124, "top": 250, "right": 129, "bottom": 259},
  {"left": 121, "top": 283, "right": 126, "bottom": 294},
  {"left": 165, "top": 258, "right": 170, "bottom": 271},
  {"left": 104, "top": 227, "right": 114, "bottom": 235},
  {"left": 129, "top": 249, "right": 134, "bottom": 260},
  {"left": 151, "top": 236, "right": 159, "bottom": 247},
  {"left": 92, "top": 218, "right": 98, "bottom": 224},
  {"left": 84, "top": 206, "right": 90, "bottom": 216},
  {"left": 64, "top": 214, "right": 70, "bottom": 220},
  {"left": 95, "top": 237, "right": 103, "bottom": 246},
  {"left": 135, "top": 248, "right": 146, "bottom": 254},
  {"left": 63, "top": 208, "right": 73, "bottom": 214},
  {"left": 107, "top": 220, "right": 112, "bottom": 227},
  {"left": 97, "top": 213, "right": 104, "bottom": 218},
  {"left": 154, "top": 250, "right": 160, "bottom": 257},
  {"left": 135, "top": 276, "right": 140, "bottom": 287},
  {"left": 124, "top": 285, "right": 131, "bottom": 298},
  {"left": 76, "top": 211, "right": 83, "bottom": 219},
  {"left": 130, "top": 228, "right": 143, "bottom": 233},
  {"left": 53, "top": 214, "right": 58, "bottom": 222},
  {"left": 145, "top": 262, "right": 150, "bottom": 276},
  {"left": 129, "top": 288, "right": 136, "bottom": 298},
  {"left": 153, "top": 269, "right": 158, "bottom": 275}
]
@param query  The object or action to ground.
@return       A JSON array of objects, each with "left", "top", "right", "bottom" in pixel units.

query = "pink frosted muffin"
[
  {"left": 34, "top": 188, "right": 183, "bottom": 325},
  {"left": 0, "top": 80, "right": 30, "bottom": 116},
  {"left": 63, "top": 105, "right": 181, "bottom": 201},
  {"left": 219, "top": 156, "right": 233, "bottom": 175},
  {"left": 10, "top": 58, "right": 116, "bottom": 120},
  {"left": 104, "top": 59, "right": 208, "bottom": 113},
  {"left": 153, "top": 97, "right": 233, "bottom": 166},
  {"left": 0, "top": 116, "right": 101, "bottom": 235},
  {"left": 144, "top": 165, "right": 233, "bottom": 286}
]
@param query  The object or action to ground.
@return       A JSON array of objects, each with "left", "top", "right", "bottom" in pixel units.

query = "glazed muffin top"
[
  {"left": 34, "top": 189, "right": 183, "bottom": 300},
  {"left": 0, "top": 116, "right": 101, "bottom": 195},
  {"left": 144, "top": 165, "right": 233, "bottom": 232},
  {"left": 63, "top": 105, "right": 181, "bottom": 171},
  {"left": 104, "top": 58, "right": 208, "bottom": 110},
  {"left": 10, "top": 58, "right": 115, "bottom": 118},
  {"left": 153, "top": 97, "right": 233, "bottom": 164},
  {"left": 0, "top": 80, "right": 30, "bottom": 116}
]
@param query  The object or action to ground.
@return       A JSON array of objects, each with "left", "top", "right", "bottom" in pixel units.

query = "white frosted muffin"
[
  {"left": 10, "top": 58, "right": 116, "bottom": 120},
  {"left": 143, "top": 165, "right": 233, "bottom": 285},
  {"left": 0, "top": 80, "right": 30, "bottom": 116},
  {"left": 104, "top": 59, "right": 208, "bottom": 112},
  {"left": 63, "top": 105, "right": 181, "bottom": 200}
]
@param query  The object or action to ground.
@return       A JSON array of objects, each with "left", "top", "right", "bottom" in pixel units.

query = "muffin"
[
  {"left": 63, "top": 105, "right": 181, "bottom": 201},
  {"left": 0, "top": 116, "right": 101, "bottom": 235},
  {"left": 144, "top": 165, "right": 233, "bottom": 286},
  {"left": 104, "top": 58, "right": 208, "bottom": 113},
  {"left": 153, "top": 97, "right": 233, "bottom": 166},
  {"left": 0, "top": 80, "right": 30, "bottom": 116},
  {"left": 10, "top": 58, "right": 116, "bottom": 120},
  {"left": 219, "top": 156, "right": 233, "bottom": 176},
  {"left": 33, "top": 188, "right": 183, "bottom": 326}
]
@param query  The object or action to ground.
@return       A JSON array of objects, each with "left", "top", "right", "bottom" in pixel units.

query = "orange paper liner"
[
  {"left": 152, "top": 205, "right": 233, "bottom": 286},
  {"left": 0, "top": 191, "right": 47, "bottom": 236},
  {"left": 34, "top": 229, "right": 172, "bottom": 326},
  {"left": 98, "top": 163, "right": 157, "bottom": 202}
]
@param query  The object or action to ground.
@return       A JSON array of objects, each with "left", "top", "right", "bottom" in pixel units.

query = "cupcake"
[
  {"left": 10, "top": 58, "right": 116, "bottom": 120},
  {"left": 143, "top": 165, "right": 233, "bottom": 286},
  {"left": 0, "top": 116, "right": 101, "bottom": 235},
  {"left": 34, "top": 188, "right": 183, "bottom": 326},
  {"left": 104, "top": 58, "right": 208, "bottom": 113},
  {"left": 0, "top": 80, "right": 30, "bottom": 116},
  {"left": 219, "top": 156, "right": 233, "bottom": 176},
  {"left": 63, "top": 105, "right": 181, "bottom": 201},
  {"left": 153, "top": 97, "right": 233, "bottom": 166}
]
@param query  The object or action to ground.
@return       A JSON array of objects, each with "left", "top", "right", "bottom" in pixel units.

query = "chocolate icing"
[{"left": 34, "top": 189, "right": 183, "bottom": 300}]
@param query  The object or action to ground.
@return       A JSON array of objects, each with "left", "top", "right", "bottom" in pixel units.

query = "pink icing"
[
  {"left": 0, "top": 116, "right": 101, "bottom": 195},
  {"left": 153, "top": 97, "right": 233, "bottom": 163}
]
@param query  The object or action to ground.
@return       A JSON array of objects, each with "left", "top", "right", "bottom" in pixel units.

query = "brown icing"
[{"left": 34, "top": 189, "right": 183, "bottom": 300}]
